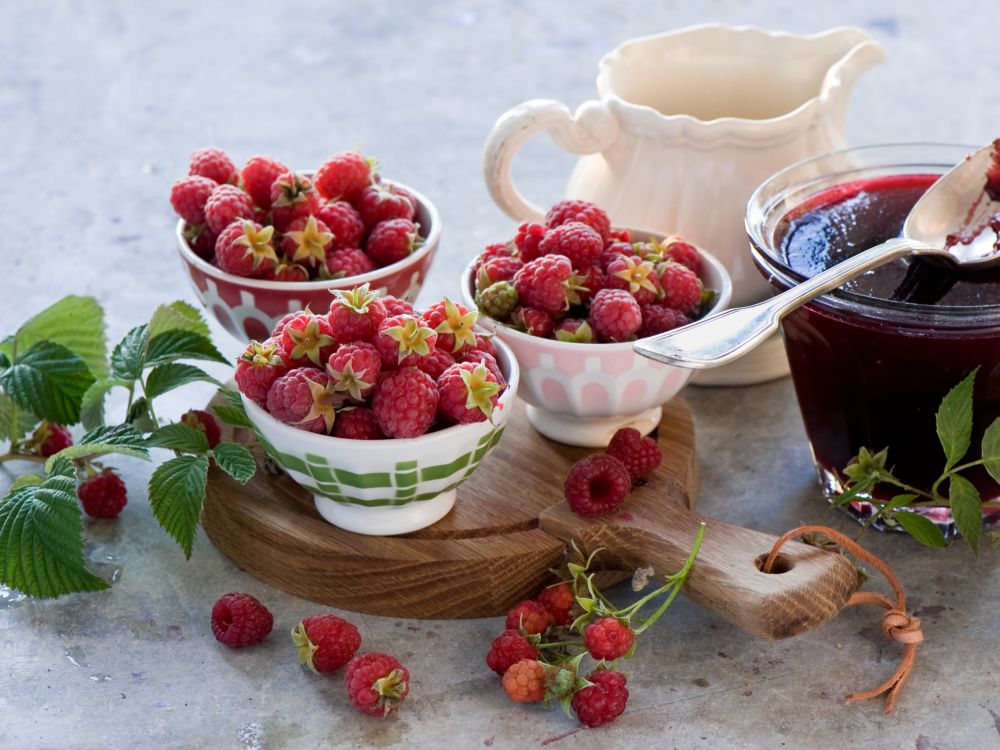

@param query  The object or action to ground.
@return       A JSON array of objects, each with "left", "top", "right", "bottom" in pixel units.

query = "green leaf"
[
  {"left": 145, "top": 330, "right": 227, "bottom": 367},
  {"left": 79, "top": 377, "right": 131, "bottom": 430},
  {"left": 125, "top": 396, "right": 156, "bottom": 432},
  {"left": 981, "top": 417, "right": 1000, "bottom": 484},
  {"left": 145, "top": 423, "right": 209, "bottom": 453},
  {"left": 893, "top": 511, "right": 948, "bottom": 548},
  {"left": 1, "top": 296, "right": 107, "bottom": 379},
  {"left": 9, "top": 474, "right": 44, "bottom": 492},
  {"left": 212, "top": 405, "right": 251, "bottom": 428},
  {"left": 212, "top": 442, "right": 255, "bottom": 483},
  {"left": 145, "top": 363, "right": 220, "bottom": 400},
  {"left": 111, "top": 325, "right": 148, "bottom": 380},
  {"left": 146, "top": 301, "right": 211, "bottom": 341},
  {"left": 0, "top": 392, "right": 41, "bottom": 440},
  {"left": 883, "top": 493, "right": 917, "bottom": 511},
  {"left": 148, "top": 454, "right": 210, "bottom": 557},
  {"left": 44, "top": 424, "right": 150, "bottom": 472},
  {"left": 0, "top": 457, "right": 108, "bottom": 598},
  {"left": 0, "top": 341, "right": 96, "bottom": 424},
  {"left": 948, "top": 474, "right": 982, "bottom": 554},
  {"left": 936, "top": 369, "right": 977, "bottom": 470}
]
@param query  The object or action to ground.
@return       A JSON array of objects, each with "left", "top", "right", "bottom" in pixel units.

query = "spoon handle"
[{"left": 634, "top": 238, "right": 930, "bottom": 368}]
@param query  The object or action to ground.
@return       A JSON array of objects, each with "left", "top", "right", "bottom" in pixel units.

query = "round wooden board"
[{"left": 201, "top": 395, "right": 697, "bottom": 619}]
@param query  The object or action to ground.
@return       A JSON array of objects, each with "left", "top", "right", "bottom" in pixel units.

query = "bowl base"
[
  {"left": 526, "top": 405, "right": 662, "bottom": 447},
  {"left": 313, "top": 490, "right": 456, "bottom": 536}
]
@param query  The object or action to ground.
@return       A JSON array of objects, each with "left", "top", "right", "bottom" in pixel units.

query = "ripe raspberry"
[
  {"left": 502, "top": 659, "right": 546, "bottom": 704},
  {"left": 366, "top": 218, "right": 421, "bottom": 267},
  {"left": 437, "top": 362, "right": 502, "bottom": 425},
  {"left": 607, "top": 228, "right": 632, "bottom": 244},
  {"left": 291, "top": 614, "right": 361, "bottom": 673},
  {"left": 215, "top": 220, "right": 278, "bottom": 278},
  {"left": 170, "top": 175, "right": 218, "bottom": 225},
  {"left": 413, "top": 347, "right": 455, "bottom": 381},
  {"left": 77, "top": 468, "right": 127, "bottom": 519},
  {"left": 328, "top": 284, "right": 388, "bottom": 343},
  {"left": 663, "top": 239, "right": 702, "bottom": 274},
  {"left": 374, "top": 315, "right": 438, "bottom": 368},
  {"left": 422, "top": 298, "right": 479, "bottom": 356},
  {"left": 281, "top": 215, "right": 334, "bottom": 268},
  {"left": 314, "top": 200, "right": 364, "bottom": 250},
  {"left": 545, "top": 199, "right": 611, "bottom": 242},
  {"left": 372, "top": 367, "right": 438, "bottom": 438},
  {"left": 471, "top": 334, "right": 496, "bottom": 357},
  {"left": 606, "top": 427, "right": 663, "bottom": 480},
  {"left": 475, "top": 281, "right": 518, "bottom": 321},
  {"left": 536, "top": 582, "right": 575, "bottom": 626},
  {"left": 476, "top": 256, "right": 524, "bottom": 291},
  {"left": 314, "top": 151, "right": 375, "bottom": 203},
  {"left": 279, "top": 312, "right": 338, "bottom": 367},
  {"left": 571, "top": 669, "right": 629, "bottom": 727},
  {"left": 32, "top": 422, "right": 73, "bottom": 457},
  {"left": 266, "top": 368, "right": 340, "bottom": 433},
  {"left": 574, "top": 263, "right": 604, "bottom": 306},
  {"left": 638, "top": 305, "right": 690, "bottom": 337},
  {"left": 235, "top": 339, "right": 291, "bottom": 406},
  {"left": 473, "top": 242, "right": 517, "bottom": 273},
  {"left": 538, "top": 221, "right": 604, "bottom": 268},
  {"left": 606, "top": 255, "right": 661, "bottom": 305},
  {"left": 505, "top": 600, "right": 553, "bottom": 635},
  {"left": 513, "top": 255, "right": 575, "bottom": 315},
  {"left": 564, "top": 453, "right": 631, "bottom": 517},
  {"left": 356, "top": 183, "right": 416, "bottom": 230},
  {"left": 584, "top": 617, "right": 635, "bottom": 661},
  {"left": 601, "top": 241, "right": 638, "bottom": 269},
  {"left": 514, "top": 221, "right": 548, "bottom": 262},
  {"left": 588, "top": 289, "right": 642, "bottom": 342},
  {"left": 486, "top": 629, "right": 539, "bottom": 676},
  {"left": 264, "top": 259, "right": 311, "bottom": 282},
  {"left": 327, "top": 342, "right": 381, "bottom": 400},
  {"left": 460, "top": 350, "right": 504, "bottom": 385},
  {"left": 204, "top": 184, "right": 255, "bottom": 234},
  {"left": 270, "top": 171, "right": 319, "bottom": 232},
  {"left": 345, "top": 652, "right": 410, "bottom": 717},
  {"left": 272, "top": 314, "right": 300, "bottom": 338},
  {"left": 181, "top": 409, "right": 221, "bottom": 449},
  {"left": 553, "top": 318, "right": 594, "bottom": 344},
  {"left": 211, "top": 592, "right": 273, "bottom": 648},
  {"left": 380, "top": 296, "right": 414, "bottom": 317},
  {"left": 182, "top": 222, "right": 219, "bottom": 262},
  {"left": 324, "top": 248, "right": 375, "bottom": 279},
  {"left": 240, "top": 155, "right": 288, "bottom": 209},
  {"left": 189, "top": 147, "right": 237, "bottom": 185},
  {"left": 511, "top": 307, "right": 553, "bottom": 338},
  {"left": 658, "top": 261, "right": 702, "bottom": 312},
  {"left": 332, "top": 407, "right": 385, "bottom": 439}
]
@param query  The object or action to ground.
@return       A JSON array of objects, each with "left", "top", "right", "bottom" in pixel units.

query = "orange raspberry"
[{"left": 502, "top": 659, "right": 546, "bottom": 704}]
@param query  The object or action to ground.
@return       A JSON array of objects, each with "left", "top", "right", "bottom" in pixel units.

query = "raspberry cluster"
[
  {"left": 563, "top": 427, "right": 664, "bottom": 517},
  {"left": 472, "top": 199, "right": 715, "bottom": 342},
  {"left": 170, "top": 147, "right": 424, "bottom": 280},
  {"left": 234, "top": 284, "right": 508, "bottom": 438}
]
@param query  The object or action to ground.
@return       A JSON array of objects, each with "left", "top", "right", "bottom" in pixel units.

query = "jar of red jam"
[{"left": 747, "top": 144, "right": 1000, "bottom": 532}]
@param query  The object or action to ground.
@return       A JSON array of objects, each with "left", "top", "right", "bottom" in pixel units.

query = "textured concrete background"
[{"left": 3, "top": 1, "right": 1000, "bottom": 748}]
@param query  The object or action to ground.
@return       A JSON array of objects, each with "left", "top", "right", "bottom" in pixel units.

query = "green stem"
[
  {"left": 632, "top": 523, "right": 705, "bottom": 636},
  {"left": 0, "top": 451, "right": 44, "bottom": 465},
  {"left": 877, "top": 473, "right": 937, "bottom": 501},
  {"left": 537, "top": 640, "right": 584, "bottom": 650},
  {"left": 7, "top": 340, "right": 17, "bottom": 447},
  {"left": 948, "top": 459, "right": 986, "bottom": 475},
  {"left": 139, "top": 377, "right": 158, "bottom": 427}
]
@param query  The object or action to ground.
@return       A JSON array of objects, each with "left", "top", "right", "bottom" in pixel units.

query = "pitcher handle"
[{"left": 483, "top": 99, "right": 620, "bottom": 222}]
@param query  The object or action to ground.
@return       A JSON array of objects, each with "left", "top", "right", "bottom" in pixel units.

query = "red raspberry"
[
  {"left": 571, "top": 669, "right": 629, "bottom": 727},
  {"left": 266, "top": 368, "right": 339, "bottom": 434},
  {"left": 606, "top": 427, "right": 663, "bottom": 479},
  {"left": 270, "top": 171, "right": 319, "bottom": 232},
  {"left": 658, "top": 261, "right": 702, "bottom": 312},
  {"left": 314, "top": 200, "right": 364, "bottom": 250},
  {"left": 513, "top": 255, "right": 574, "bottom": 315},
  {"left": 170, "top": 175, "right": 217, "bottom": 225},
  {"left": 77, "top": 468, "right": 127, "bottom": 519},
  {"left": 473, "top": 242, "right": 517, "bottom": 273},
  {"left": 486, "top": 630, "right": 539, "bottom": 676},
  {"left": 511, "top": 307, "right": 553, "bottom": 338},
  {"left": 663, "top": 239, "right": 702, "bottom": 274},
  {"left": 584, "top": 617, "right": 634, "bottom": 661},
  {"left": 606, "top": 255, "right": 661, "bottom": 305},
  {"left": 421, "top": 298, "right": 479, "bottom": 356},
  {"left": 607, "top": 228, "right": 631, "bottom": 244},
  {"left": 344, "top": 652, "right": 410, "bottom": 717},
  {"left": 554, "top": 318, "right": 594, "bottom": 344},
  {"left": 374, "top": 315, "right": 438, "bottom": 368},
  {"left": 502, "top": 659, "right": 546, "bottom": 704},
  {"left": 189, "top": 147, "right": 237, "bottom": 185},
  {"left": 545, "top": 199, "right": 611, "bottom": 242},
  {"left": 574, "top": 264, "right": 604, "bottom": 306},
  {"left": 204, "top": 184, "right": 255, "bottom": 234},
  {"left": 588, "top": 289, "right": 642, "bottom": 342},
  {"left": 314, "top": 151, "right": 374, "bottom": 203},
  {"left": 536, "top": 582, "right": 575, "bottom": 626},
  {"left": 281, "top": 215, "right": 334, "bottom": 268},
  {"left": 33, "top": 422, "right": 73, "bottom": 457},
  {"left": 987, "top": 140, "right": 1000, "bottom": 200},
  {"left": 372, "top": 367, "right": 438, "bottom": 438},
  {"left": 328, "top": 284, "right": 388, "bottom": 343},
  {"left": 215, "top": 220, "right": 279, "bottom": 278},
  {"left": 380, "top": 296, "right": 414, "bottom": 317},
  {"left": 514, "top": 221, "right": 548, "bottom": 262},
  {"left": 211, "top": 592, "right": 273, "bottom": 648},
  {"left": 182, "top": 223, "right": 219, "bottom": 262},
  {"left": 327, "top": 342, "right": 381, "bottom": 400},
  {"left": 271, "top": 314, "right": 299, "bottom": 338},
  {"left": 505, "top": 600, "right": 553, "bottom": 635},
  {"left": 638, "top": 305, "right": 690, "bottom": 337},
  {"left": 279, "top": 312, "right": 338, "bottom": 367},
  {"left": 460, "top": 350, "right": 503, "bottom": 384},
  {"left": 564, "top": 453, "right": 631, "bottom": 517},
  {"left": 601, "top": 241, "right": 638, "bottom": 269},
  {"left": 413, "top": 347, "right": 456, "bottom": 381},
  {"left": 366, "top": 218, "right": 421, "bottom": 267},
  {"left": 264, "top": 259, "right": 311, "bottom": 282},
  {"left": 325, "top": 248, "right": 375, "bottom": 279},
  {"left": 538, "top": 221, "right": 604, "bottom": 268},
  {"left": 240, "top": 155, "right": 288, "bottom": 209},
  {"left": 291, "top": 614, "right": 361, "bottom": 673},
  {"left": 181, "top": 409, "right": 221, "bottom": 448},
  {"left": 437, "top": 361, "right": 502, "bottom": 425},
  {"left": 332, "top": 408, "right": 386, "bottom": 439},
  {"left": 356, "top": 183, "right": 416, "bottom": 230},
  {"left": 235, "top": 339, "right": 291, "bottom": 406},
  {"left": 476, "top": 256, "right": 524, "bottom": 291},
  {"left": 471, "top": 334, "right": 496, "bottom": 356}
]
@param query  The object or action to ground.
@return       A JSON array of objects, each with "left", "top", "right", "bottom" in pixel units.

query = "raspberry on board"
[
  {"left": 291, "top": 614, "right": 361, "bottom": 673},
  {"left": 486, "top": 629, "right": 539, "bottom": 676},
  {"left": 605, "top": 427, "right": 663, "bottom": 480},
  {"left": 564, "top": 453, "right": 631, "bottom": 517},
  {"left": 571, "top": 669, "right": 629, "bottom": 727},
  {"left": 211, "top": 592, "right": 273, "bottom": 648},
  {"left": 344, "top": 652, "right": 410, "bottom": 717}
]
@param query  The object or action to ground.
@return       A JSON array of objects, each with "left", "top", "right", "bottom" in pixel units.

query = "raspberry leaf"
[
  {"left": 981, "top": 417, "right": 1000, "bottom": 484},
  {"left": 146, "top": 301, "right": 211, "bottom": 341},
  {"left": 149, "top": 454, "right": 210, "bottom": 558},
  {"left": 893, "top": 511, "right": 948, "bottom": 548},
  {"left": 145, "top": 330, "right": 228, "bottom": 367},
  {"left": 0, "top": 296, "right": 107, "bottom": 379},
  {"left": 0, "top": 392, "right": 40, "bottom": 441},
  {"left": 948, "top": 474, "right": 981, "bottom": 553},
  {"left": 211, "top": 442, "right": 255, "bottom": 483},
  {"left": 0, "top": 341, "right": 95, "bottom": 424},
  {"left": 145, "top": 363, "right": 221, "bottom": 399},
  {"left": 936, "top": 368, "right": 977, "bottom": 471},
  {"left": 43, "top": 424, "right": 150, "bottom": 472},
  {"left": 111, "top": 325, "right": 149, "bottom": 380},
  {"left": 146, "top": 423, "right": 209, "bottom": 453},
  {"left": 212, "top": 387, "right": 252, "bottom": 428}
]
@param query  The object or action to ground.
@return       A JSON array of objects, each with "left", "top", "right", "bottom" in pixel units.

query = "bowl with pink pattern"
[
  {"left": 175, "top": 179, "right": 441, "bottom": 342},
  {"left": 461, "top": 231, "right": 731, "bottom": 446}
]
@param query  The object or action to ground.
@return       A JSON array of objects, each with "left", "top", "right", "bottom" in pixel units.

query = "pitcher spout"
[{"left": 818, "top": 27, "right": 887, "bottom": 143}]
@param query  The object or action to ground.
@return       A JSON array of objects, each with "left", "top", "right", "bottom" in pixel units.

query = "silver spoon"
[{"left": 635, "top": 143, "right": 1000, "bottom": 369}]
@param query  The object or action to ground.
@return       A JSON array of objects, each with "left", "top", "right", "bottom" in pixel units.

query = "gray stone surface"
[{"left": 3, "top": 0, "right": 1000, "bottom": 748}]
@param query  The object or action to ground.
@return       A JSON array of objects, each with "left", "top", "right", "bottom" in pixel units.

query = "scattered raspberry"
[
  {"left": 344, "top": 652, "right": 410, "bottom": 717},
  {"left": 658, "top": 261, "right": 702, "bottom": 312},
  {"left": 380, "top": 296, "right": 414, "bottom": 317},
  {"left": 512, "top": 307, "right": 553, "bottom": 337},
  {"left": 211, "top": 592, "right": 273, "bottom": 648},
  {"left": 332, "top": 407, "right": 386, "bottom": 439},
  {"left": 170, "top": 175, "right": 217, "bottom": 225},
  {"left": 564, "top": 453, "right": 631, "bottom": 517},
  {"left": 571, "top": 669, "right": 629, "bottom": 727},
  {"left": 77, "top": 468, "right": 128, "bottom": 519},
  {"left": 314, "top": 151, "right": 374, "bottom": 203},
  {"left": 366, "top": 218, "right": 421, "bottom": 267},
  {"left": 266, "top": 368, "right": 339, "bottom": 433},
  {"left": 536, "top": 582, "right": 575, "bottom": 626},
  {"left": 584, "top": 617, "right": 635, "bottom": 661},
  {"left": 513, "top": 255, "right": 574, "bottom": 315},
  {"left": 460, "top": 350, "right": 503, "bottom": 384},
  {"left": 663, "top": 240, "right": 702, "bottom": 275},
  {"left": 215, "top": 220, "right": 278, "bottom": 278},
  {"left": 264, "top": 259, "right": 310, "bottom": 282},
  {"left": 281, "top": 215, "right": 334, "bottom": 268},
  {"left": 325, "top": 248, "right": 376, "bottom": 279},
  {"left": 413, "top": 347, "right": 455, "bottom": 381},
  {"left": 638, "top": 305, "right": 690, "bottom": 337},
  {"left": 374, "top": 314, "right": 438, "bottom": 368},
  {"left": 314, "top": 200, "right": 365, "bottom": 250},
  {"left": 514, "top": 221, "right": 548, "bottom": 262},
  {"left": 422, "top": 298, "right": 479, "bottom": 356},
  {"left": 588, "top": 289, "right": 642, "bottom": 342},
  {"left": 505, "top": 600, "right": 553, "bottom": 636},
  {"left": 32, "top": 422, "right": 73, "bottom": 457},
  {"left": 371, "top": 367, "right": 439, "bottom": 438},
  {"left": 437, "top": 362, "right": 502, "bottom": 424},
  {"left": 204, "top": 184, "right": 255, "bottom": 234},
  {"left": 189, "top": 147, "right": 237, "bottom": 185},
  {"left": 502, "top": 659, "right": 546, "bottom": 704},
  {"left": 487, "top": 629, "right": 539, "bottom": 676},
  {"left": 553, "top": 318, "right": 594, "bottom": 344},
  {"left": 545, "top": 199, "right": 611, "bottom": 242},
  {"left": 538, "top": 221, "right": 604, "bottom": 268},
  {"left": 327, "top": 342, "right": 381, "bottom": 400},
  {"left": 235, "top": 339, "right": 291, "bottom": 407},
  {"left": 279, "top": 312, "right": 338, "bottom": 367},
  {"left": 475, "top": 281, "right": 519, "bottom": 320},
  {"left": 181, "top": 409, "right": 222, "bottom": 449},
  {"left": 606, "top": 255, "right": 661, "bottom": 305},
  {"left": 270, "top": 171, "right": 319, "bottom": 232},
  {"left": 356, "top": 183, "right": 416, "bottom": 229},
  {"left": 291, "top": 614, "right": 361, "bottom": 673},
  {"left": 182, "top": 222, "right": 219, "bottom": 261},
  {"left": 605, "top": 427, "right": 663, "bottom": 480},
  {"left": 328, "top": 284, "right": 388, "bottom": 343},
  {"left": 240, "top": 155, "right": 288, "bottom": 209}
]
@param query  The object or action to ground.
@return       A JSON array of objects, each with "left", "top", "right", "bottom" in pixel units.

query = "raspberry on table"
[
  {"left": 266, "top": 368, "right": 340, "bottom": 434},
  {"left": 606, "top": 426, "right": 663, "bottom": 480},
  {"left": 356, "top": 183, "right": 416, "bottom": 229},
  {"left": 204, "top": 184, "right": 256, "bottom": 234},
  {"left": 374, "top": 315, "right": 438, "bottom": 368},
  {"left": 181, "top": 409, "right": 221, "bottom": 448},
  {"left": 606, "top": 255, "right": 661, "bottom": 305},
  {"left": 344, "top": 652, "right": 410, "bottom": 717},
  {"left": 535, "top": 582, "right": 575, "bottom": 626},
  {"left": 366, "top": 218, "right": 421, "bottom": 267},
  {"left": 538, "top": 221, "right": 604, "bottom": 269},
  {"left": 324, "top": 247, "right": 376, "bottom": 279},
  {"left": 189, "top": 147, "right": 237, "bottom": 185},
  {"left": 584, "top": 617, "right": 635, "bottom": 661},
  {"left": 513, "top": 255, "right": 575, "bottom": 315},
  {"left": 422, "top": 298, "right": 479, "bottom": 355},
  {"left": 514, "top": 221, "right": 548, "bottom": 262},
  {"left": 77, "top": 468, "right": 128, "bottom": 518},
  {"left": 278, "top": 312, "right": 338, "bottom": 367},
  {"left": 314, "top": 151, "right": 375, "bottom": 203},
  {"left": 32, "top": 422, "right": 73, "bottom": 457},
  {"left": 291, "top": 614, "right": 361, "bottom": 673},
  {"left": 663, "top": 239, "right": 703, "bottom": 275},
  {"left": 502, "top": 659, "right": 546, "bottom": 704},
  {"left": 437, "top": 361, "right": 502, "bottom": 425},
  {"left": 215, "top": 220, "right": 279, "bottom": 278},
  {"left": 332, "top": 407, "right": 386, "bottom": 439},
  {"left": 511, "top": 307, "right": 553, "bottom": 338},
  {"left": 545, "top": 199, "right": 611, "bottom": 242},
  {"left": 486, "top": 629, "right": 539, "bottom": 676},
  {"left": 658, "top": 261, "right": 702, "bottom": 312},
  {"left": 505, "top": 599, "right": 553, "bottom": 636},
  {"left": 235, "top": 339, "right": 292, "bottom": 407},
  {"left": 571, "top": 669, "right": 629, "bottom": 727},
  {"left": 314, "top": 200, "right": 364, "bottom": 250},
  {"left": 240, "top": 155, "right": 288, "bottom": 209},
  {"left": 372, "top": 367, "right": 439, "bottom": 438},
  {"left": 328, "top": 284, "right": 388, "bottom": 343},
  {"left": 281, "top": 215, "right": 335, "bottom": 268},
  {"left": 589, "top": 289, "right": 642, "bottom": 342},
  {"left": 564, "top": 453, "right": 631, "bottom": 517},
  {"left": 638, "top": 304, "right": 690, "bottom": 337},
  {"left": 211, "top": 592, "right": 273, "bottom": 648},
  {"left": 327, "top": 342, "right": 381, "bottom": 400},
  {"left": 270, "top": 170, "right": 319, "bottom": 232},
  {"left": 170, "top": 175, "right": 218, "bottom": 225}
]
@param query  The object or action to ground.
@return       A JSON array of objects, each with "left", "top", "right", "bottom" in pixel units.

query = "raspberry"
[
  {"left": 235, "top": 339, "right": 291, "bottom": 406},
  {"left": 658, "top": 261, "right": 702, "bottom": 312},
  {"left": 536, "top": 582, "right": 575, "bottom": 626},
  {"left": 356, "top": 183, "right": 416, "bottom": 230},
  {"left": 545, "top": 199, "right": 611, "bottom": 242},
  {"left": 279, "top": 312, "right": 338, "bottom": 367},
  {"left": 475, "top": 281, "right": 518, "bottom": 321},
  {"left": 204, "top": 184, "right": 255, "bottom": 234},
  {"left": 314, "top": 151, "right": 374, "bottom": 203},
  {"left": 32, "top": 422, "right": 73, "bottom": 457},
  {"left": 554, "top": 318, "right": 594, "bottom": 344},
  {"left": 270, "top": 171, "right": 319, "bottom": 232},
  {"left": 332, "top": 407, "right": 386, "bottom": 439},
  {"left": 181, "top": 409, "right": 221, "bottom": 449},
  {"left": 314, "top": 200, "right": 364, "bottom": 250},
  {"left": 505, "top": 600, "right": 553, "bottom": 635},
  {"left": 211, "top": 592, "right": 273, "bottom": 648},
  {"left": 601, "top": 241, "right": 638, "bottom": 269},
  {"left": 588, "top": 289, "right": 642, "bottom": 342},
  {"left": 281, "top": 215, "right": 334, "bottom": 268},
  {"left": 215, "top": 220, "right": 278, "bottom": 278},
  {"left": 328, "top": 284, "right": 388, "bottom": 343},
  {"left": 422, "top": 298, "right": 479, "bottom": 356},
  {"left": 574, "top": 263, "right": 604, "bottom": 306},
  {"left": 638, "top": 305, "right": 690, "bottom": 337},
  {"left": 564, "top": 453, "right": 631, "bottom": 517},
  {"left": 272, "top": 313, "right": 300, "bottom": 337},
  {"left": 413, "top": 347, "right": 455, "bottom": 381},
  {"left": 366, "top": 218, "right": 421, "bottom": 267},
  {"left": 170, "top": 175, "right": 217, "bottom": 225},
  {"left": 502, "top": 659, "right": 546, "bottom": 704},
  {"left": 264, "top": 259, "right": 311, "bottom": 282},
  {"left": 514, "top": 221, "right": 548, "bottom": 262},
  {"left": 471, "top": 334, "right": 496, "bottom": 357},
  {"left": 486, "top": 630, "right": 539, "bottom": 676},
  {"left": 372, "top": 367, "right": 438, "bottom": 438},
  {"left": 606, "top": 255, "right": 661, "bottom": 305},
  {"left": 327, "top": 342, "right": 381, "bottom": 400},
  {"left": 77, "top": 468, "right": 127, "bottom": 519},
  {"left": 266, "top": 368, "right": 340, "bottom": 434},
  {"left": 380, "top": 296, "right": 414, "bottom": 317},
  {"left": 473, "top": 242, "right": 517, "bottom": 273},
  {"left": 605, "top": 427, "right": 663, "bottom": 479},
  {"left": 538, "top": 221, "right": 604, "bottom": 268},
  {"left": 584, "top": 617, "right": 634, "bottom": 661},
  {"left": 324, "top": 248, "right": 375, "bottom": 279},
  {"left": 607, "top": 228, "right": 631, "bottom": 244},
  {"left": 460, "top": 350, "right": 503, "bottom": 384},
  {"left": 513, "top": 255, "right": 575, "bottom": 315},
  {"left": 240, "top": 155, "right": 288, "bottom": 209},
  {"left": 189, "top": 147, "right": 237, "bottom": 185},
  {"left": 511, "top": 307, "right": 553, "bottom": 338},
  {"left": 291, "top": 614, "right": 361, "bottom": 673},
  {"left": 344, "top": 652, "right": 410, "bottom": 717},
  {"left": 663, "top": 239, "right": 702, "bottom": 274},
  {"left": 182, "top": 222, "right": 219, "bottom": 262},
  {"left": 374, "top": 314, "right": 438, "bottom": 368},
  {"left": 437, "top": 362, "right": 502, "bottom": 424},
  {"left": 476, "top": 256, "right": 524, "bottom": 291},
  {"left": 571, "top": 669, "right": 629, "bottom": 727}
]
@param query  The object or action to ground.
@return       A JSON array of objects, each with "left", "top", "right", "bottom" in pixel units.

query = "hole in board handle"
[{"left": 754, "top": 553, "right": 794, "bottom": 574}]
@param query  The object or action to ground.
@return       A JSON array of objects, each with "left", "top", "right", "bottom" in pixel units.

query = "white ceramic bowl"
[
  {"left": 242, "top": 337, "right": 519, "bottom": 536},
  {"left": 461, "top": 232, "right": 732, "bottom": 446}
]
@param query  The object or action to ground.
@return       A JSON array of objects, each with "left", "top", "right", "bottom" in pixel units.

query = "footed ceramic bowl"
[
  {"left": 462, "top": 231, "right": 731, "bottom": 446},
  {"left": 175, "top": 179, "right": 441, "bottom": 342},
  {"left": 241, "top": 338, "right": 519, "bottom": 536}
]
